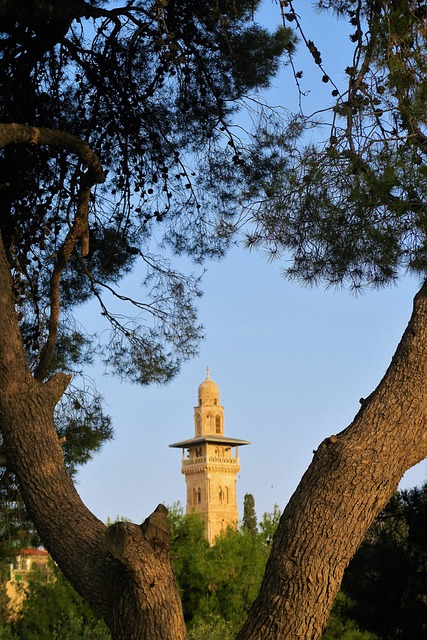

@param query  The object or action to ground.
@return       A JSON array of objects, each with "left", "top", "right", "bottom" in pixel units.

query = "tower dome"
[{"left": 198, "top": 368, "right": 219, "bottom": 406}]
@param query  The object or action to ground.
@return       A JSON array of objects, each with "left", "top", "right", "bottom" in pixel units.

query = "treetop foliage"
[
  {"left": 242, "top": 492, "right": 258, "bottom": 535},
  {"left": 167, "top": 501, "right": 277, "bottom": 634},
  {"left": 245, "top": 1, "right": 427, "bottom": 291}
]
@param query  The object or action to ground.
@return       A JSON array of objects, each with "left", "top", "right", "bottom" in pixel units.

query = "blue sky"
[{"left": 75, "top": 2, "right": 427, "bottom": 524}]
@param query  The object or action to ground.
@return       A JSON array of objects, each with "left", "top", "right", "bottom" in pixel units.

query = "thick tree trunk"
[
  {"left": 0, "top": 232, "right": 187, "bottom": 640},
  {"left": 237, "top": 280, "right": 427, "bottom": 639}
]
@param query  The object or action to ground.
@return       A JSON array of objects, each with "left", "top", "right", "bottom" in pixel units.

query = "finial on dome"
[{"left": 206, "top": 366, "right": 210, "bottom": 380}]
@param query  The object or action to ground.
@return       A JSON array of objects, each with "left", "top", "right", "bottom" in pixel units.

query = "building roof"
[
  {"left": 169, "top": 435, "right": 251, "bottom": 449},
  {"left": 20, "top": 548, "right": 49, "bottom": 557}
]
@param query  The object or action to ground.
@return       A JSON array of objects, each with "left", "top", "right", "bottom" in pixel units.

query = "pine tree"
[{"left": 242, "top": 494, "right": 258, "bottom": 535}]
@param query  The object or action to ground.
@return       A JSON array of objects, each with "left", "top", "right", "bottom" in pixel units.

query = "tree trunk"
[
  {"left": 237, "top": 280, "right": 427, "bottom": 639},
  {"left": 0, "top": 232, "right": 187, "bottom": 640}
]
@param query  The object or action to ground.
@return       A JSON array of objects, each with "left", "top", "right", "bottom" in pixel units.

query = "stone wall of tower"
[
  {"left": 194, "top": 405, "right": 224, "bottom": 437},
  {"left": 182, "top": 440, "right": 240, "bottom": 541}
]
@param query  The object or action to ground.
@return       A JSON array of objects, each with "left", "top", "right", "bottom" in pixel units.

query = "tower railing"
[{"left": 182, "top": 455, "right": 239, "bottom": 467}]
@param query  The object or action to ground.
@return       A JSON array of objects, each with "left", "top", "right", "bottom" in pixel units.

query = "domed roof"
[{"left": 198, "top": 368, "right": 219, "bottom": 405}]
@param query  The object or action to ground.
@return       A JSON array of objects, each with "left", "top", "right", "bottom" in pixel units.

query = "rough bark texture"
[
  {"left": 0, "top": 232, "right": 187, "bottom": 640},
  {"left": 237, "top": 280, "right": 427, "bottom": 639}
]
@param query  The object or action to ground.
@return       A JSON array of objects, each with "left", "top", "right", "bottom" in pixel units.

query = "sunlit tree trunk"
[
  {"left": 0, "top": 231, "right": 187, "bottom": 640},
  {"left": 237, "top": 280, "right": 427, "bottom": 639}
]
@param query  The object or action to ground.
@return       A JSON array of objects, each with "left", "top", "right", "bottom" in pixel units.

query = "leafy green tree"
[
  {"left": 169, "top": 504, "right": 275, "bottom": 635},
  {"left": 198, "top": 526, "right": 269, "bottom": 632},
  {"left": 0, "top": 562, "right": 110, "bottom": 640},
  {"left": 169, "top": 503, "right": 210, "bottom": 623},
  {"left": 258, "top": 503, "right": 281, "bottom": 546}
]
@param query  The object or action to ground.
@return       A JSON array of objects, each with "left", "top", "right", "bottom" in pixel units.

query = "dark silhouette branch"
[{"left": 0, "top": 123, "right": 105, "bottom": 381}]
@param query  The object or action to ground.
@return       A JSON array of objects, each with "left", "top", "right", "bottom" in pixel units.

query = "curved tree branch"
[{"left": 0, "top": 123, "right": 105, "bottom": 381}]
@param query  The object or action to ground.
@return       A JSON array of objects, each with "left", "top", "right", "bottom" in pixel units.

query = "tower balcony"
[{"left": 182, "top": 454, "right": 239, "bottom": 467}]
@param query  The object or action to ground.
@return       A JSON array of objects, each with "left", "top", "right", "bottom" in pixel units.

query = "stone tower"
[{"left": 169, "top": 369, "right": 250, "bottom": 544}]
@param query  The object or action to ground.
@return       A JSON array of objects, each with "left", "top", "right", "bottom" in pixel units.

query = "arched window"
[
  {"left": 197, "top": 488, "right": 202, "bottom": 504},
  {"left": 215, "top": 415, "right": 221, "bottom": 433},
  {"left": 225, "top": 486, "right": 229, "bottom": 504},
  {"left": 213, "top": 398, "right": 218, "bottom": 405},
  {"left": 196, "top": 414, "right": 201, "bottom": 435},
  {"left": 219, "top": 486, "right": 224, "bottom": 503}
]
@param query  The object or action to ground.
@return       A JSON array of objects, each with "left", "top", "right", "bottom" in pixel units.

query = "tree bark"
[
  {"left": 237, "top": 280, "right": 427, "bottom": 639},
  {"left": 0, "top": 231, "right": 187, "bottom": 640}
]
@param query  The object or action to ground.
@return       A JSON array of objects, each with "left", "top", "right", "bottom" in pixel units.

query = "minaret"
[{"left": 169, "top": 369, "right": 250, "bottom": 544}]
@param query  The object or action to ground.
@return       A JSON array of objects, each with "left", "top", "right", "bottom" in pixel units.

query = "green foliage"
[
  {"left": 322, "top": 593, "right": 379, "bottom": 639},
  {"left": 258, "top": 503, "right": 281, "bottom": 544},
  {"left": 105, "top": 515, "right": 131, "bottom": 526},
  {"left": 3, "top": 563, "right": 111, "bottom": 640},
  {"left": 0, "top": 472, "right": 41, "bottom": 565},
  {"left": 54, "top": 381, "right": 113, "bottom": 475},
  {"left": 169, "top": 503, "right": 211, "bottom": 622},
  {"left": 197, "top": 526, "right": 269, "bottom": 630},
  {"left": 0, "top": 614, "right": 110, "bottom": 640},
  {"left": 341, "top": 483, "right": 427, "bottom": 640},
  {"left": 187, "top": 614, "right": 235, "bottom": 640},
  {"left": 170, "top": 494, "right": 427, "bottom": 639},
  {"left": 244, "top": 2, "right": 427, "bottom": 290},
  {"left": 242, "top": 493, "right": 258, "bottom": 535},
  {"left": 9, "top": 492, "right": 426, "bottom": 640},
  {"left": 169, "top": 502, "right": 280, "bottom": 633}
]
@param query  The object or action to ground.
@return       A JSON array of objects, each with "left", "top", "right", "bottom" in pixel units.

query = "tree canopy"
[
  {"left": 0, "top": 0, "right": 293, "bottom": 386},
  {"left": 246, "top": 1, "right": 427, "bottom": 290}
]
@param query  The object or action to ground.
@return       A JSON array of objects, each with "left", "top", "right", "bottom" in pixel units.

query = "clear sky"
[{"left": 75, "top": 2, "right": 427, "bottom": 525}]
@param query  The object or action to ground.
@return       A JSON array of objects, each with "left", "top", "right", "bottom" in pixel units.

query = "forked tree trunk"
[
  {"left": 0, "top": 232, "right": 187, "bottom": 640},
  {"left": 237, "top": 280, "right": 427, "bottom": 639}
]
